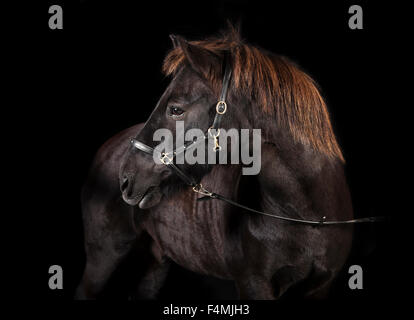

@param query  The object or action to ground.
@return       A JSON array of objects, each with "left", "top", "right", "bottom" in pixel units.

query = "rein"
[{"left": 130, "top": 58, "right": 384, "bottom": 226}]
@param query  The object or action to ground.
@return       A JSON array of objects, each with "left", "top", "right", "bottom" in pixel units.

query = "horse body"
[
  {"left": 76, "top": 124, "right": 352, "bottom": 299},
  {"left": 145, "top": 166, "right": 241, "bottom": 280},
  {"left": 76, "top": 30, "right": 354, "bottom": 299}
]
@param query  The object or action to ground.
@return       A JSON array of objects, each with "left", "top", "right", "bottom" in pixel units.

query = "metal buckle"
[
  {"left": 216, "top": 100, "right": 227, "bottom": 114},
  {"left": 213, "top": 141, "right": 222, "bottom": 152},
  {"left": 208, "top": 128, "right": 221, "bottom": 152},
  {"left": 160, "top": 152, "right": 173, "bottom": 165},
  {"left": 192, "top": 184, "right": 213, "bottom": 197}
]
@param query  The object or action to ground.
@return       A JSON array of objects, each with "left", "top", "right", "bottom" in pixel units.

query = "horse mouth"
[{"left": 122, "top": 186, "right": 162, "bottom": 209}]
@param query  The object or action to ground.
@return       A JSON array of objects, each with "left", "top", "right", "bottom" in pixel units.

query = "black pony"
[{"left": 76, "top": 30, "right": 353, "bottom": 299}]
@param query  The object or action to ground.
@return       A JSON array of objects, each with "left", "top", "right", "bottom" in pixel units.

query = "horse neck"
[
  {"left": 201, "top": 164, "right": 242, "bottom": 200},
  {"left": 258, "top": 133, "right": 353, "bottom": 222}
]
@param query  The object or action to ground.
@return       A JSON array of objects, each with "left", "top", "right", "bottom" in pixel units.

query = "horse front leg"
[
  {"left": 75, "top": 202, "right": 138, "bottom": 299},
  {"left": 235, "top": 275, "right": 275, "bottom": 300},
  {"left": 134, "top": 258, "right": 170, "bottom": 299},
  {"left": 75, "top": 236, "right": 136, "bottom": 299}
]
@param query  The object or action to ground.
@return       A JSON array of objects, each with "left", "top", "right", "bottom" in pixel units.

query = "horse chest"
[{"left": 146, "top": 200, "right": 231, "bottom": 278}]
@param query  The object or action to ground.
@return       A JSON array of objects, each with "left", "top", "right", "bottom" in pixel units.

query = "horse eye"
[{"left": 170, "top": 106, "right": 184, "bottom": 116}]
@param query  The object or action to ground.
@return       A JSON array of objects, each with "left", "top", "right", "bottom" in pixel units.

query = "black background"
[{"left": 15, "top": 0, "right": 405, "bottom": 314}]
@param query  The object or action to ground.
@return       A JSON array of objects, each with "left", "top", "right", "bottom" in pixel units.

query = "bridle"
[
  {"left": 129, "top": 57, "right": 384, "bottom": 226},
  {"left": 131, "top": 58, "right": 232, "bottom": 195}
]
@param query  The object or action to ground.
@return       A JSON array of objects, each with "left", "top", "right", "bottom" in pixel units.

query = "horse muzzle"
[{"left": 120, "top": 174, "right": 163, "bottom": 208}]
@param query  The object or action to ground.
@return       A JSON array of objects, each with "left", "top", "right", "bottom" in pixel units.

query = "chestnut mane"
[{"left": 162, "top": 30, "right": 344, "bottom": 162}]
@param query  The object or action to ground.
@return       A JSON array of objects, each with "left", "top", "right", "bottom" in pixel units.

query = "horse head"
[{"left": 119, "top": 34, "right": 249, "bottom": 208}]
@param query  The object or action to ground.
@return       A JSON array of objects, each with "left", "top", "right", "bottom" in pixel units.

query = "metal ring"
[
  {"left": 192, "top": 184, "right": 201, "bottom": 193},
  {"left": 160, "top": 152, "right": 173, "bottom": 165},
  {"left": 216, "top": 100, "right": 227, "bottom": 114},
  {"left": 208, "top": 127, "right": 220, "bottom": 138},
  {"left": 192, "top": 184, "right": 213, "bottom": 197}
]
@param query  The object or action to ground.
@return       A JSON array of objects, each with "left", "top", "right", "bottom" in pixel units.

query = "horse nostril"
[{"left": 121, "top": 177, "right": 129, "bottom": 193}]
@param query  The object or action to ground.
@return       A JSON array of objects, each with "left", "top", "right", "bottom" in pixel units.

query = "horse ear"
[
  {"left": 174, "top": 35, "right": 220, "bottom": 80},
  {"left": 169, "top": 34, "right": 179, "bottom": 49}
]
